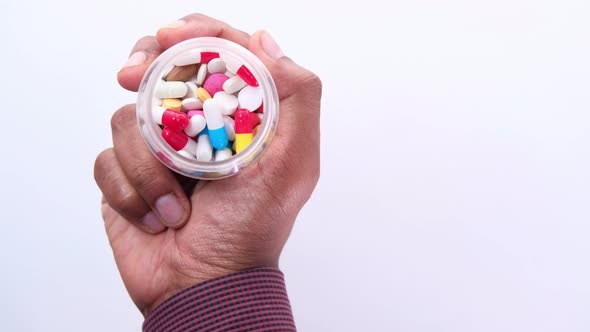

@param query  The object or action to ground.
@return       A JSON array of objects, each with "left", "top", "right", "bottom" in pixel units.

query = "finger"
[
  {"left": 111, "top": 104, "right": 191, "bottom": 228},
  {"left": 94, "top": 148, "right": 166, "bottom": 234},
  {"left": 156, "top": 13, "right": 250, "bottom": 50},
  {"left": 117, "top": 36, "right": 163, "bottom": 92}
]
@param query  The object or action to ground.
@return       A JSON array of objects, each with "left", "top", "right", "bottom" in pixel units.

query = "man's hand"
[{"left": 94, "top": 14, "right": 322, "bottom": 316}]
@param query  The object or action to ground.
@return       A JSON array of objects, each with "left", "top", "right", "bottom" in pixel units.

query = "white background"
[{"left": 1, "top": 0, "right": 589, "bottom": 331}]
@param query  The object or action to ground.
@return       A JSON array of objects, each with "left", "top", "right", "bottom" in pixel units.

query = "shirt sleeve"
[{"left": 143, "top": 267, "right": 296, "bottom": 332}]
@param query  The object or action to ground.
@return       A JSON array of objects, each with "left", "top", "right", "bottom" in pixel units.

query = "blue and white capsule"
[{"left": 203, "top": 98, "right": 229, "bottom": 149}]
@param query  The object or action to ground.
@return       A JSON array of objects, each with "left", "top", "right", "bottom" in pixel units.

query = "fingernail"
[
  {"left": 260, "top": 31, "right": 285, "bottom": 60},
  {"left": 123, "top": 51, "right": 147, "bottom": 68},
  {"left": 141, "top": 212, "right": 166, "bottom": 233},
  {"left": 161, "top": 20, "right": 186, "bottom": 30},
  {"left": 155, "top": 193, "right": 185, "bottom": 227}
]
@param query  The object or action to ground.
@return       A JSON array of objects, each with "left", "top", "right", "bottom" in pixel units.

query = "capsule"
[
  {"left": 203, "top": 99, "right": 229, "bottom": 149},
  {"left": 162, "top": 128, "right": 197, "bottom": 155},
  {"left": 196, "top": 128, "right": 213, "bottom": 161},
  {"left": 234, "top": 109, "right": 253, "bottom": 153},
  {"left": 155, "top": 81, "right": 188, "bottom": 99},
  {"left": 153, "top": 107, "right": 189, "bottom": 131},
  {"left": 237, "top": 65, "right": 258, "bottom": 87}
]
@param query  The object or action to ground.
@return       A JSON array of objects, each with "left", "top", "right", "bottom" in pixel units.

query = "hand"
[{"left": 94, "top": 14, "right": 322, "bottom": 316}]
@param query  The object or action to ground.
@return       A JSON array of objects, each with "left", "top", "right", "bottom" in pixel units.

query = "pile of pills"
[{"left": 152, "top": 51, "right": 264, "bottom": 162}]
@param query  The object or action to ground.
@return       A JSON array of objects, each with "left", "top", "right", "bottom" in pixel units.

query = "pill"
[
  {"left": 165, "top": 64, "right": 198, "bottom": 82},
  {"left": 203, "top": 99, "right": 229, "bottom": 149},
  {"left": 238, "top": 86, "right": 263, "bottom": 111},
  {"left": 162, "top": 128, "right": 197, "bottom": 154},
  {"left": 250, "top": 112, "right": 261, "bottom": 127},
  {"left": 207, "top": 58, "right": 227, "bottom": 74},
  {"left": 234, "top": 109, "right": 253, "bottom": 153},
  {"left": 200, "top": 52, "right": 220, "bottom": 63},
  {"left": 256, "top": 103, "right": 264, "bottom": 114},
  {"left": 213, "top": 92, "right": 239, "bottom": 116},
  {"left": 196, "top": 129, "right": 213, "bottom": 161},
  {"left": 224, "top": 71, "right": 235, "bottom": 78},
  {"left": 223, "top": 76, "right": 248, "bottom": 95},
  {"left": 187, "top": 110, "right": 204, "bottom": 118},
  {"left": 178, "top": 150, "right": 195, "bottom": 159},
  {"left": 203, "top": 73, "right": 229, "bottom": 97},
  {"left": 237, "top": 65, "right": 258, "bottom": 87},
  {"left": 222, "top": 115, "right": 235, "bottom": 141},
  {"left": 174, "top": 52, "right": 201, "bottom": 66},
  {"left": 156, "top": 81, "right": 188, "bottom": 99},
  {"left": 185, "top": 111, "right": 207, "bottom": 137},
  {"left": 153, "top": 107, "right": 189, "bottom": 130},
  {"left": 214, "top": 148, "right": 233, "bottom": 161},
  {"left": 197, "top": 88, "right": 212, "bottom": 102},
  {"left": 185, "top": 82, "right": 198, "bottom": 99},
  {"left": 161, "top": 98, "right": 182, "bottom": 111},
  {"left": 182, "top": 98, "right": 203, "bottom": 111},
  {"left": 195, "top": 64, "right": 208, "bottom": 86}
]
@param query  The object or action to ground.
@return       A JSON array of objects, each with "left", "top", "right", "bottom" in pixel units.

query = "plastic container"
[{"left": 136, "top": 37, "right": 279, "bottom": 179}]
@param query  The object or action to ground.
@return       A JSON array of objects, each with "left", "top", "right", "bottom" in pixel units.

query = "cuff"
[{"left": 143, "top": 267, "right": 296, "bottom": 332}]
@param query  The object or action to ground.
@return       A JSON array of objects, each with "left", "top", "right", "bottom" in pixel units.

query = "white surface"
[{"left": 0, "top": 0, "right": 589, "bottom": 331}]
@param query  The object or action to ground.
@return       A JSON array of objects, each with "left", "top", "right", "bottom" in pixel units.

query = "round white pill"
[
  {"left": 214, "top": 92, "right": 239, "bottom": 116},
  {"left": 238, "top": 86, "right": 263, "bottom": 111},
  {"left": 207, "top": 58, "right": 227, "bottom": 74}
]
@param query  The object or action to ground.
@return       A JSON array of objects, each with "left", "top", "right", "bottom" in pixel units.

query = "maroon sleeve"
[{"left": 143, "top": 268, "right": 296, "bottom": 332}]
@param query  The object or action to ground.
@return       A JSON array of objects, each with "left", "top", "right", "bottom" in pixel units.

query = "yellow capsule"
[
  {"left": 235, "top": 133, "right": 253, "bottom": 154},
  {"left": 161, "top": 98, "right": 182, "bottom": 111},
  {"left": 197, "top": 87, "right": 212, "bottom": 102}
]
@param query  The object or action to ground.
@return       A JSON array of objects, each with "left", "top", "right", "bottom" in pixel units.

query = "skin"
[{"left": 94, "top": 14, "right": 322, "bottom": 316}]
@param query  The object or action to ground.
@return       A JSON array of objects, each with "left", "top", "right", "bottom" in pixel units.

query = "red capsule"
[
  {"left": 250, "top": 112, "right": 260, "bottom": 127},
  {"left": 237, "top": 65, "right": 258, "bottom": 87},
  {"left": 162, "top": 128, "right": 189, "bottom": 151},
  {"left": 234, "top": 109, "right": 253, "bottom": 134},
  {"left": 200, "top": 52, "right": 220, "bottom": 63},
  {"left": 161, "top": 109, "right": 189, "bottom": 131}
]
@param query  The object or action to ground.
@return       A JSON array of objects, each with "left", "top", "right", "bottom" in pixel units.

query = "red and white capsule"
[
  {"left": 152, "top": 107, "right": 189, "bottom": 131},
  {"left": 162, "top": 128, "right": 197, "bottom": 154}
]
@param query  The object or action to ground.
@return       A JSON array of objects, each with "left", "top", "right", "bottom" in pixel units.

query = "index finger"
[{"left": 157, "top": 13, "right": 250, "bottom": 50}]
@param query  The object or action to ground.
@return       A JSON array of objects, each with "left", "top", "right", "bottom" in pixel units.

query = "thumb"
[{"left": 247, "top": 31, "right": 322, "bottom": 125}]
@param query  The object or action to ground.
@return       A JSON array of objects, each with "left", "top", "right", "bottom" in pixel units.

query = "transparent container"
[{"left": 136, "top": 37, "right": 279, "bottom": 179}]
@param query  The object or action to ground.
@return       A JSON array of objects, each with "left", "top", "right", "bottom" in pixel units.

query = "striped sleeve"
[{"left": 143, "top": 268, "right": 296, "bottom": 332}]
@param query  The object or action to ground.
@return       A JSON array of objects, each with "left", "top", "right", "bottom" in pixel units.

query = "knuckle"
[
  {"left": 112, "top": 189, "right": 144, "bottom": 217},
  {"left": 93, "top": 149, "right": 113, "bottom": 183},
  {"left": 297, "top": 71, "right": 323, "bottom": 98},
  {"left": 128, "top": 162, "right": 162, "bottom": 193},
  {"left": 110, "top": 104, "right": 136, "bottom": 132}
]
